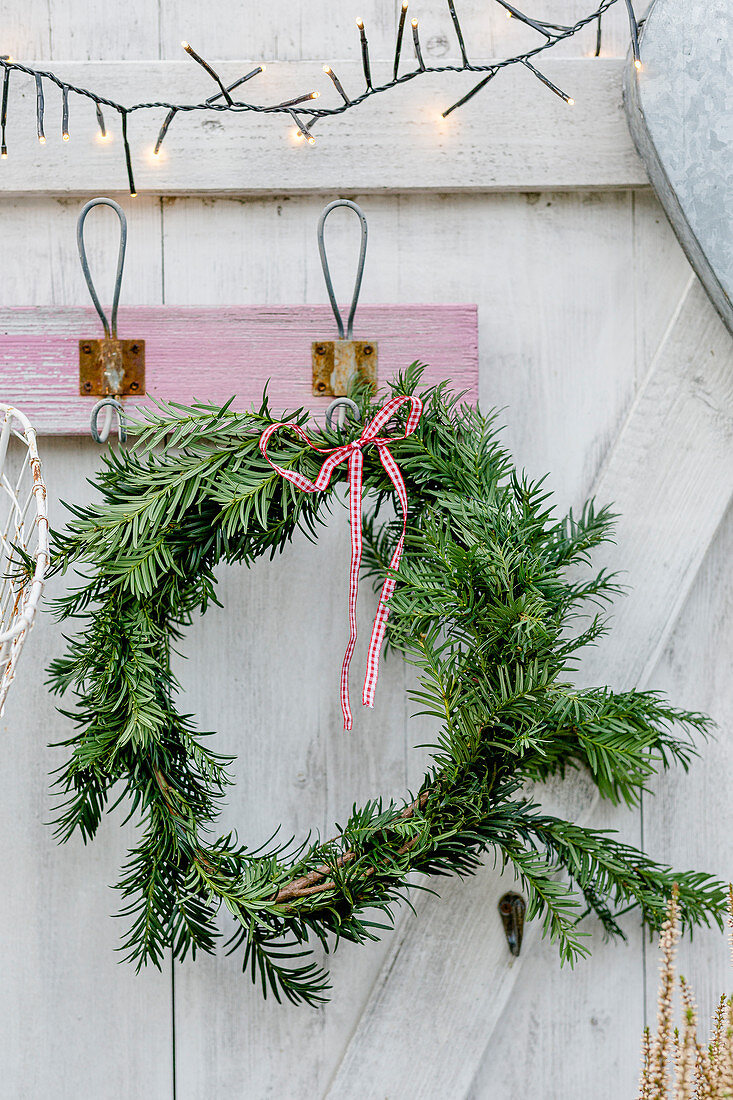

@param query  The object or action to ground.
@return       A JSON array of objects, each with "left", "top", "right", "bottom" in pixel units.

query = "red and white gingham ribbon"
[{"left": 259, "top": 395, "right": 423, "bottom": 730}]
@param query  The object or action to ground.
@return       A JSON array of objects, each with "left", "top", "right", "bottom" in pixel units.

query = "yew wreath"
[{"left": 48, "top": 368, "right": 726, "bottom": 1006}]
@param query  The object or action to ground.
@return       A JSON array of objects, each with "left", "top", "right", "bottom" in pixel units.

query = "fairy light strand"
[
  {"left": 356, "top": 20, "right": 373, "bottom": 90},
  {"left": 95, "top": 101, "right": 108, "bottom": 139},
  {"left": 411, "top": 19, "right": 426, "bottom": 72},
  {"left": 0, "top": 1, "right": 637, "bottom": 193},
  {"left": 62, "top": 86, "right": 70, "bottom": 140},
  {"left": 181, "top": 40, "right": 234, "bottom": 105},
  {"left": 323, "top": 66, "right": 351, "bottom": 106},
  {"left": 394, "top": 3, "right": 409, "bottom": 79},
  {"left": 34, "top": 72, "right": 45, "bottom": 143},
  {"left": 1, "top": 67, "right": 9, "bottom": 157},
  {"left": 521, "top": 58, "right": 574, "bottom": 104}
]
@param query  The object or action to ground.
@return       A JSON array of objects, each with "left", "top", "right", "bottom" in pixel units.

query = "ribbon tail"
[
  {"left": 363, "top": 446, "right": 410, "bottom": 708},
  {"left": 340, "top": 449, "right": 364, "bottom": 731}
]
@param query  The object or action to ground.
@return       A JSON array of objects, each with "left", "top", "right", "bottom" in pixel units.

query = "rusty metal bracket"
[
  {"left": 498, "top": 892, "right": 526, "bottom": 957},
  {"left": 79, "top": 338, "right": 145, "bottom": 397},
  {"left": 312, "top": 339, "right": 377, "bottom": 397}
]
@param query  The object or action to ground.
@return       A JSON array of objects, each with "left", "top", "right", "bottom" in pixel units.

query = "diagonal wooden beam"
[{"left": 323, "top": 276, "right": 733, "bottom": 1100}]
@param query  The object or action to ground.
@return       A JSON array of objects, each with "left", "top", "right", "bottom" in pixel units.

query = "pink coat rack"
[{"left": 0, "top": 303, "right": 479, "bottom": 435}]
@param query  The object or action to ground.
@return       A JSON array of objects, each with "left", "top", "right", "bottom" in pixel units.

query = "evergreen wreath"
[{"left": 49, "top": 367, "right": 726, "bottom": 1006}]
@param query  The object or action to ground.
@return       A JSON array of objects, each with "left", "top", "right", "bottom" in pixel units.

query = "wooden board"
[
  {"left": 0, "top": 60, "right": 646, "bottom": 194},
  {"left": 0, "top": 304, "right": 479, "bottom": 432}
]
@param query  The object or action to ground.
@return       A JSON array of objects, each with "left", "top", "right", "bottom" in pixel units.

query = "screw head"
[
  {"left": 315, "top": 344, "right": 327, "bottom": 355},
  {"left": 129, "top": 381, "right": 139, "bottom": 392},
  {"left": 82, "top": 381, "right": 92, "bottom": 393},
  {"left": 130, "top": 344, "right": 140, "bottom": 354},
  {"left": 81, "top": 343, "right": 92, "bottom": 354},
  {"left": 315, "top": 380, "right": 327, "bottom": 393},
  {"left": 363, "top": 345, "right": 373, "bottom": 355}
]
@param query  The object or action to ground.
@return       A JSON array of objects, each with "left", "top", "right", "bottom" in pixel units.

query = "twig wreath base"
[{"left": 49, "top": 368, "right": 726, "bottom": 1006}]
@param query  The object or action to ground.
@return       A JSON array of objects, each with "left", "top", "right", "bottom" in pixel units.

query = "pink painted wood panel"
[{"left": 0, "top": 305, "right": 478, "bottom": 435}]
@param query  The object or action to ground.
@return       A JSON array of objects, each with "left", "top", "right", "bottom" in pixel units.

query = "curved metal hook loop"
[
  {"left": 91, "top": 398, "right": 127, "bottom": 445},
  {"left": 77, "top": 197, "right": 127, "bottom": 340},
  {"left": 317, "top": 199, "right": 368, "bottom": 340},
  {"left": 325, "top": 397, "right": 361, "bottom": 432}
]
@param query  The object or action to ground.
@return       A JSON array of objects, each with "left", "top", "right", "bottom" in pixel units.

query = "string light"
[
  {"left": 521, "top": 59, "right": 574, "bottom": 105},
  {"left": 442, "top": 69, "right": 497, "bottom": 118},
  {"left": 288, "top": 109, "right": 316, "bottom": 144},
  {"left": 95, "top": 102, "right": 109, "bottom": 141},
  {"left": 34, "top": 73, "right": 45, "bottom": 143},
  {"left": 323, "top": 65, "right": 351, "bottom": 106},
  {"left": 355, "top": 19, "right": 373, "bottom": 90},
  {"left": 394, "top": 3, "right": 408, "bottom": 79},
  {"left": 0, "top": 0, "right": 638, "bottom": 193},
  {"left": 181, "top": 40, "right": 234, "bottom": 105},
  {"left": 411, "top": 19, "right": 425, "bottom": 72},
  {"left": 1, "top": 67, "right": 9, "bottom": 157},
  {"left": 623, "top": 0, "right": 642, "bottom": 69},
  {"left": 62, "top": 86, "right": 70, "bottom": 140}
]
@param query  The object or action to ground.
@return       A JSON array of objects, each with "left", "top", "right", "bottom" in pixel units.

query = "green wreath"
[{"left": 49, "top": 368, "right": 725, "bottom": 1006}]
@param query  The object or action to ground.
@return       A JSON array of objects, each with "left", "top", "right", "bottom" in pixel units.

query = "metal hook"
[
  {"left": 77, "top": 197, "right": 127, "bottom": 340},
  {"left": 325, "top": 397, "right": 361, "bottom": 432},
  {"left": 91, "top": 398, "right": 127, "bottom": 445},
  {"left": 317, "top": 199, "right": 368, "bottom": 340},
  {"left": 498, "top": 892, "right": 526, "bottom": 957}
]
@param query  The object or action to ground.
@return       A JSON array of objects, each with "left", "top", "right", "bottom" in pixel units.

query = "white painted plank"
[
  {"left": 324, "top": 275, "right": 733, "bottom": 1099},
  {"left": 0, "top": 196, "right": 172, "bottom": 1096},
  {"left": 0, "top": 438, "right": 174, "bottom": 1099},
  {"left": 642, "top": 497, "right": 733, "bottom": 1031},
  {"left": 577, "top": 277, "right": 733, "bottom": 691},
  {"left": 0, "top": 60, "right": 646, "bottom": 194},
  {"left": 159, "top": 0, "right": 396, "bottom": 62}
]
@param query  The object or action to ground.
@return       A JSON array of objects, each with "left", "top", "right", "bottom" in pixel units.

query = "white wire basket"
[{"left": 0, "top": 405, "right": 48, "bottom": 716}]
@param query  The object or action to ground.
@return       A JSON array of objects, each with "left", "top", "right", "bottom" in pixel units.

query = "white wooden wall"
[{"left": 1, "top": 3, "right": 732, "bottom": 1098}]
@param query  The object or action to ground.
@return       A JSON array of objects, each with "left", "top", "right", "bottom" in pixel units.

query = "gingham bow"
[{"left": 259, "top": 395, "right": 423, "bottom": 730}]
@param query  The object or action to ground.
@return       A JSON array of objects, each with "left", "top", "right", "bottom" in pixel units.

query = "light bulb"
[
  {"left": 567, "top": 97, "right": 575, "bottom": 106},
  {"left": 38, "top": 135, "right": 46, "bottom": 144},
  {"left": 306, "top": 134, "right": 316, "bottom": 145},
  {"left": 356, "top": 18, "right": 364, "bottom": 28},
  {"left": 62, "top": 132, "right": 70, "bottom": 141},
  {"left": 260, "top": 63, "right": 266, "bottom": 72},
  {"left": 181, "top": 40, "right": 189, "bottom": 49},
  {"left": 506, "top": 9, "right": 513, "bottom": 17},
  {"left": 412, "top": 18, "right": 418, "bottom": 27},
  {"left": 634, "top": 59, "right": 642, "bottom": 70},
  {"left": 323, "top": 65, "right": 331, "bottom": 73},
  {"left": 310, "top": 90, "right": 320, "bottom": 99}
]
